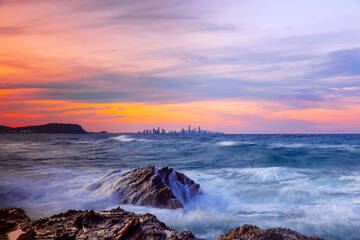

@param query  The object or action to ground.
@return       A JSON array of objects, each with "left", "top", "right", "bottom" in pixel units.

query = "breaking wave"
[
  {"left": 111, "top": 135, "right": 136, "bottom": 142},
  {"left": 1, "top": 134, "right": 360, "bottom": 239}
]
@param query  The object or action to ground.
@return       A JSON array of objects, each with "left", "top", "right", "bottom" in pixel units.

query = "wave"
[
  {"left": 316, "top": 144, "right": 358, "bottom": 152},
  {"left": 111, "top": 135, "right": 153, "bottom": 143},
  {"left": 111, "top": 167, "right": 360, "bottom": 239},
  {"left": 267, "top": 143, "right": 306, "bottom": 149},
  {"left": 216, "top": 141, "right": 238, "bottom": 146},
  {"left": 2, "top": 165, "right": 360, "bottom": 239},
  {"left": 215, "top": 141, "right": 255, "bottom": 147},
  {"left": 267, "top": 142, "right": 359, "bottom": 152},
  {"left": 111, "top": 135, "right": 136, "bottom": 142},
  {"left": 2, "top": 134, "right": 360, "bottom": 239}
]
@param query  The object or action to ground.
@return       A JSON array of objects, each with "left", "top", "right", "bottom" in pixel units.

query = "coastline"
[
  {"left": 0, "top": 165, "right": 325, "bottom": 240},
  {"left": 1, "top": 207, "right": 323, "bottom": 240},
  {"left": 1, "top": 134, "right": 358, "bottom": 239}
]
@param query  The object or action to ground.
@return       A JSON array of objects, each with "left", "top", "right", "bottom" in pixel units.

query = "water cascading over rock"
[{"left": 88, "top": 165, "right": 200, "bottom": 209}]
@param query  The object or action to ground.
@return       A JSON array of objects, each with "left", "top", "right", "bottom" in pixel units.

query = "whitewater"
[{"left": 1, "top": 133, "right": 360, "bottom": 239}]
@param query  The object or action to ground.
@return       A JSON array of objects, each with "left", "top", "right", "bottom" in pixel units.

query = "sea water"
[{"left": 1, "top": 134, "right": 360, "bottom": 239}]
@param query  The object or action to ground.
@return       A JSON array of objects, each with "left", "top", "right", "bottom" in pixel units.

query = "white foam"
[
  {"left": 111, "top": 135, "right": 153, "bottom": 143},
  {"left": 267, "top": 143, "right": 359, "bottom": 152},
  {"left": 2, "top": 166, "right": 360, "bottom": 239},
  {"left": 111, "top": 135, "right": 136, "bottom": 142},
  {"left": 87, "top": 168, "right": 198, "bottom": 207},
  {"left": 268, "top": 143, "right": 306, "bottom": 149},
  {"left": 216, "top": 141, "right": 238, "bottom": 146},
  {"left": 316, "top": 144, "right": 358, "bottom": 152},
  {"left": 215, "top": 141, "right": 255, "bottom": 146}
]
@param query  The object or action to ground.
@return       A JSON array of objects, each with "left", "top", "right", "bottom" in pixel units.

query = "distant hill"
[{"left": 0, "top": 123, "right": 88, "bottom": 134}]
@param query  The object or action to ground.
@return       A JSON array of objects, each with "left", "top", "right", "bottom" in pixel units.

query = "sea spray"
[{"left": 1, "top": 134, "right": 360, "bottom": 239}]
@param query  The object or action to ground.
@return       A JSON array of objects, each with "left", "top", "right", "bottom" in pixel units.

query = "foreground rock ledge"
[
  {"left": 0, "top": 207, "right": 201, "bottom": 240},
  {"left": 0, "top": 208, "right": 324, "bottom": 240},
  {"left": 89, "top": 165, "right": 200, "bottom": 209},
  {"left": 217, "top": 224, "right": 324, "bottom": 240}
]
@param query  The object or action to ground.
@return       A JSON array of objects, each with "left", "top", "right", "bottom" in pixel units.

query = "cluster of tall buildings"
[{"left": 138, "top": 125, "right": 223, "bottom": 134}]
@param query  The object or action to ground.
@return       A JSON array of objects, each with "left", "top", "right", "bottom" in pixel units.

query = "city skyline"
[{"left": 138, "top": 125, "right": 223, "bottom": 134}]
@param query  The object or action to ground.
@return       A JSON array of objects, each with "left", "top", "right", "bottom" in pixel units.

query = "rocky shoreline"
[
  {"left": 0, "top": 166, "right": 324, "bottom": 239},
  {"left": 0, "top": 207, "right": 323, "bottom": 240}
]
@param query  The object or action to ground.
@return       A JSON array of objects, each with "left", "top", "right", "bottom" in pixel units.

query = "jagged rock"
[
  {"left": 89, "top": 165, "right": 200, "bottom": 209},
  {"left": 0, "top": 208, "right": 31, "bottom": 240},
  {"left": 0, "top": 207, "right": 201, "bottom": 240},
  {"left": 0, "top": 208, "right": 325, "bottom": 240},
  {"left": 216, "top": 224, "right": 324, "bottom": 240}
]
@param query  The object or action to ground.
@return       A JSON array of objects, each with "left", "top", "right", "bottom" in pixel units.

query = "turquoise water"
[{"left": 1, "top": 134, "right": 360, "bottom": 239}]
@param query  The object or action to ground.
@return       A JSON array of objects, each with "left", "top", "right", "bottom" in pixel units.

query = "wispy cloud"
[
  {"left": 1, "top": 0, "right": 360, "bottom": 132},
  {"left": 0, "top": 26, "right": 25, "bottom": 35},
  {"left": 314, "top": 48, "right": 360, "bottom": 77}
]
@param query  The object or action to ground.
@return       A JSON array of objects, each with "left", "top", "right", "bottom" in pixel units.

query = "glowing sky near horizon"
[{"left": 1, "top": 0, "right": 360, "bottom": 133}]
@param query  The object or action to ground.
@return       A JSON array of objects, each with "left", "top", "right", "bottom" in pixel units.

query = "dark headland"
[{"left": 0, "top": 123, "right": 87, "bottom": 134}]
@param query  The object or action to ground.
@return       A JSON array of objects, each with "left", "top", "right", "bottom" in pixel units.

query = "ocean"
[{"left": 0, "top": 133, "right": 360, "bottom": 239}]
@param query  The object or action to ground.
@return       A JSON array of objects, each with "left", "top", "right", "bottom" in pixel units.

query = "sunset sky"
[{"left": 1, "top": 0, "right": 360, "bottom": 133}]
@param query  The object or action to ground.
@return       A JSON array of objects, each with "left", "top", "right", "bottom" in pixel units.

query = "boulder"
[
  {"left": 0, "top": 208, "right": 31, "bottom": 240},
  {"left": 90, "top": 165, "right": 200, "bottom": 209},
  {"left": 216, "top": 224, "right": 324, "bottom": 240},
  {"left": 0, "top": 207, "right": 201, "bottom": 240}
]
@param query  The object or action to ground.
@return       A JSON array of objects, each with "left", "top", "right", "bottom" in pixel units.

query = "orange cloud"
[
  {"left": 28, "top": 100, "right": 223, "bottom": 125},
  {"left": 1, "top": 97, "right": 360, "bottom": 133},
  {"left": 2, "top": 113, "right": 45, "bottom": 118},
  {"left": 0, "top": 64, "right": 27, "bottom": 75}
]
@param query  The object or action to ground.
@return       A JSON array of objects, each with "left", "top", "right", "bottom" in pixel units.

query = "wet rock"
[
  {"left": 216, "top": 224, "right": 324, "bottom": 240},
  {"left": 0, "top": 208, "right": 30, "bottom": 240},
  {"left": 0, "top": 207, "right": 201, "bottom": 240},
  {"left": 91, "top": 165, "right": 200, "bottom": 209},
  {"left": 0, "top": 208, "right": 325, "bottom": 240}
]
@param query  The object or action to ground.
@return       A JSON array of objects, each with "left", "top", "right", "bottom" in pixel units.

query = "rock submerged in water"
[
  {"left": 0, "top": 207, "right": 201, "bottom": 240},
  {"left": 216, "top": 224, "right": 324, "bottom": 240},
  {"left": 89, "top": 165, "right": 200, "bottom": 209}
]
